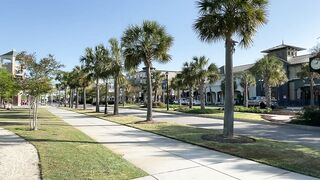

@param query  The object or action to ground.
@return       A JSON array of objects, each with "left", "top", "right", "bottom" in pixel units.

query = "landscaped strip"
[
  {"left": 122, "top": 105, "right": 265, "bottom": 121},
  {"left": 0, "top": 108, "right": 147, "bottom": 180},
  {"left": 68, "top": 108, "right": 320, "bottom": 178}
]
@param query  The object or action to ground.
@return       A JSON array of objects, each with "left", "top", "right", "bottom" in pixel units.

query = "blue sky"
[{"left": 1, "top": 0, "right": 319, "bottom": 71}]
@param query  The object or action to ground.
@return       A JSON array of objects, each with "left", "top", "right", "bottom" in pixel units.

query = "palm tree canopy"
[
  {"left": 152, "top": 71, "right": 165, "bottom": 92},
  {"left": 171, "top": 73, "right": 185, "bottom": 90},
  {"left": 194, "top": 0, "right": 268, "bottom": 47},
  {"left": 240, "top": 70, "right": 256, "bottom": 88},
  {"left": 80, "top": 45, "right": 110, "bottom": 80},
  {"left": 188, "top": 56, "right": 220, "bottom": 85},
  {"left": 108, "top": 38, "right": 123, "bottom": 76},
  {"left": 251, "top": 56, "right": 287, "bottom": 87},
  {"left": 122, "top": 20, "right": 174, "bottom": 71}
]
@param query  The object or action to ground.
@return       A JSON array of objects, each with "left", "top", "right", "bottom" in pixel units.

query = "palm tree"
[
  {"left": 80, "top": 45, "right": 109, "bottom": 112},
  {"left": 55, "top": 71, "right": 68, "bottom": 107},
  {"left": 122, "top": 20, "right": 173, "bottom": 121},
  {"left": 170, "top": 73, "right": 184, "bottom": 106},
  {"left": 240, "top": 71, "right": 256, "bottom": 107},
  {"left": 181, "top": 62, "right": 196, "bottom": 109},
  {"left": 194, "top": 0, "right": 268, "bottom": 137},
  {"left": 190, "top": 56, "right": 220, "bottom": 110},
  {"left": 107, "top": 38, "right": 123, "bottom": 115},
  {"left": 152, "top": 71, "right": 165, "bottom": 102},
  {"left": 251, "top": 56, "right": 288, "bottom": 107},
  {"left": 297, "top": 64, "right": 320, "bottom": 106},
  {"left": 77, "top": 65, "right": 92, "bottom": 110}
]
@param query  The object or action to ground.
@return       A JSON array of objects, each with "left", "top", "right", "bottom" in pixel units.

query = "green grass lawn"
[
  {"left": 68, "top": 108, "right": 320, "bottom": 178},
  {"left": 0, "top": 108, "right": 146, "bottom": 180}
]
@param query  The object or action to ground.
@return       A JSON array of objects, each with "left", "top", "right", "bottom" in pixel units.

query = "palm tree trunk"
[
  {"left": 70, "top": 89, "right": 74, "bottom": 108},
  {"left": 83, "top": 87, "right": 86, "bottom": 110},
  {"left": 310, "top": 77, "right": 315, "bottom": 106},
  {"left": 68, "top": 88, "right": 71, "bottom": 108},
  {"left": 223, "top": 36, "right": 234, "bottom": 138},
  {"left": 64, "top": 88, "right": 67, "bottom": 107},
  {"left": 154, "top": 90, "right": 157, "bottom": 102},
  {"left": 244, "top": 84, "right": 248, "bottom": 107},
  {"left": 189, "top": 86, "right": 193, "bottom": 109},
  {"left": 96, "top": 78, "right": 100, "bottom": 113},
  {"left": 75, "top": 88, "right": 79, "bottom": 109},
  {"left": 200, "top": 82, "right": 205, "bottom": 110},
  {"left": 146, "top": 65, "right": 153, "bottom": 121},
  {"left": 104, "top": 82, "right": 108, "bottom": 114},
  {"left": 114, "top": 75, "right": 119, "bottom": 115},
  {"left": 178, "top": 88, "right": 181, "bottom": 106},
  {"left": 265, "top": 82, "right": 271, "bottom": 107}
]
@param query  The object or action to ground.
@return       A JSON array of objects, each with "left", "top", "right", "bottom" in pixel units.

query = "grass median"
[
  {"left": 67, "top": 108, "right": 320, "bottom": 178},
  {"left": 0, "top": 108, "right": 146, "bottom": 180}
]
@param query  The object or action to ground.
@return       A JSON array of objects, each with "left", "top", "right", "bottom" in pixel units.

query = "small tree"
[
  {"left": 181, "top": 62, "right": 196, "bottom": 108},
  {"left": 152, "top": 71, "right": 165, "bottom": 102},
  {"left": 170, "top": 73, "right": 184, "bottom": 106},
  {"left": 189, "top": 56, "right": 220, "bottom": 110},
  {"left": 20, "top": 53, "right": 63, "bottom": 130},
  {"left": 240, "top": 71, "right": 256, "bottom": 107},
  {"left": 251, "top": 56, "right": 287, "bottom": 107}
]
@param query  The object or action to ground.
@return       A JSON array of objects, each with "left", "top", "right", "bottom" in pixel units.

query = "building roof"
[
  {"left": 288, "top": 54, "right": 312, "bottom": 65},
  {"left": 233, "top": 64, "right": 254, "bottom": 73},
  {"left": 0, "top": 50, "right": 18, "bottom": 59},
  {"left": 261, "top": 44, "right": 305, "bottom": 53}
]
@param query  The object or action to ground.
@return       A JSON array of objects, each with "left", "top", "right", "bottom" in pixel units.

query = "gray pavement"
[{"left": 48, "top": 107, "right": 317, "bottom": 180}]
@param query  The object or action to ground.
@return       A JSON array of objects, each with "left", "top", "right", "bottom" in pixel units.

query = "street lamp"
[{"left": 166, "top": 71, "right": 169, "bottom": 111}]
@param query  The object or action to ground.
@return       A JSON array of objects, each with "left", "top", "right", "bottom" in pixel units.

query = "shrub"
[
  {"left": 142, "top": 102, "right": 166, "bottom": 108},
  {"left": 176, "top": 107, "right": 222, "bottom": 114},
  {"left": 300, "top": 107, "right": 320, "bottom": 122},
  {"left": 234, "top": 106, "right": 272, "bottom": 113}
]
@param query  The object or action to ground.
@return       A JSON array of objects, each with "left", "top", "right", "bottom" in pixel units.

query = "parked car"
[
  {"left": 248, "top": 96, "right": 278, "bottom": 109},
  {"left": 193, "top": 99, "right": 201, "bottom": 106}
]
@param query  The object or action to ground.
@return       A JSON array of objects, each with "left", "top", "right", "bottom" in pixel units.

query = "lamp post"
[{"left": 166, "top": 72, "right": 169, "bottom": 111}]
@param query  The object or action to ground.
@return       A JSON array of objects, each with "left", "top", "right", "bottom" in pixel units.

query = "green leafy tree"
[
  {"left": 190, "top": 56, "right": 220, "bottom": 110},
  {"left": 239, "top": 71, "right": 256, "bottom": 107},
  {"left": 194, "top": 0, "right": 268, "bottom": 137},
  {"left": 251, "top": 56, "right": 288, "bottom": 107},
  {"left": 0, "top": 68, "right": 19, "bottom": 107},
  {"left": 122, "top": 20, "right": 173, "bottom": 121},
  {"left": 21, "top": 53, "right": 63, "bottom": 130}
]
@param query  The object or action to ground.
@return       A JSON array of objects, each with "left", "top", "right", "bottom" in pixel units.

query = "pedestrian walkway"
[
  {"left": 0, "top": 128, "right": 40, "bottom": 180},
  {"left": 48, "top": 107, "right": 317, "bottom": 180}
]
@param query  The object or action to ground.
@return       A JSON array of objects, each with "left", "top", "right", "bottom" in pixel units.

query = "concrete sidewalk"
[
  {"left": 47, "top": 107, "right": 317, "bottom": 180},
  {"left": 0, "top": 128, "right": 40, "bottom": 180}
]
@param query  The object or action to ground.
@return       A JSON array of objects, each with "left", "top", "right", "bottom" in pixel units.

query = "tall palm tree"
[
  {"left": 77, "top": 65, "right": 92, "bottom": 110},
  {"left": 194, "top": 0, "right": 268, "bottom": 137},
  {"left": 240, "top": 71, "right": 256, "bottom": 107},
  {"left": 297, "top": 64, "right": 320, "bottom": 106},
  {"left": 107, "top": 38, "right": 123, "bottom": 115},
  {"left": 190, "top": 56, "right": 220, "bottom": 110},
  {"left": 122, "top": 20, "right": 173, "bottom": 121},
  {"left": 181, "top": 62, "right": 196, "bottom": 109},
  {"left": 251, "top": 56, "right": 287, "bottom": 107},
  {"left": 80, "top": 45, "right": 109, "bottom": 112},
  {"left": 152, "top": 71, "right": 165, "bottom": 102}
]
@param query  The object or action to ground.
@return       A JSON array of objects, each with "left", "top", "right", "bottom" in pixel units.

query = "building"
[
  {"left": 205, "top": 43, "right": 316, "bottom": 106},
  {"left": 0, "top": 50, "right": 26, "bottom": 106}
]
